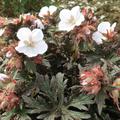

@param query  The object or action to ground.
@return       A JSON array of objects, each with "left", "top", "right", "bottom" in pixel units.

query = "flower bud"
[{"left": 80, "top": 66, "right": 103, "bottom": 94}]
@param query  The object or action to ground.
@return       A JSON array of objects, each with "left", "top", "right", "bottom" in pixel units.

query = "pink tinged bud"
[
  {"left": 82, "top": 8, "right": 87, "bottom": 16},
  {"left": 6, "top": 51, "right": 13, "bottom": 58},
  {"left": 0, "top": 91, "right": 19, "bottom": 111},
  {"left": 79, "top": 66, "right": 103, "bottom": 94}
]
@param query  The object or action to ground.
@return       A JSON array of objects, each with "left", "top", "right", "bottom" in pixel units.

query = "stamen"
[{"left": 24, "top": 40, "right": 35, "bottom": 47}]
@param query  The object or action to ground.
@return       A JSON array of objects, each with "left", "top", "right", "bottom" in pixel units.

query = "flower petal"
[
  {"left": 17, "top": 41, "right": 25, "bottom": 47},
  {"left": 15, "top": 41, "right": 26, "bottom": 53},
  {"left": 0, "top": 73, "right": 8, "bottom": 81},
  {"left": 15, "top": 45, "right": 36, "bottom": 57},
  {"left": 59, "top": 9, "right": 71, "bottom": 22},
  {"left": 92, "top": 31, "right": 106, "bottom": 45},
  {"left": 49, "top": 5, "right": 57, "bottom": 15},
  {"left": 111, "top": 22, "right": 116, "bottom": 32},
  {"left": 15, "top": 40, "right": 48, "bottom": 57},
  {"left": 32, "top": 29, "right": 44, "bottom": 42},
  {"left": 98, "top": 22, "right": 110, "bottom": 33},
  {"left": 71, "top": 6, "right": 81, "bottom": 20},
  {"left": 34, "top": 41, "right": 48, "bottom": 55},
  {"left": 58, "top": 21, "right": 74, "bottom": 31},
  {"left": 0, "top": 29, "right": 4, "bottom": 36},
  {"left": 71, "top": 6, "right": 80, "bottom": 13},
  {"left": 39, "top": 6, "right": 49, "bottom": 17},
  {"left": 71, "top": 6, "right": 85, "bottom": 26},
  {"left": 17, "top": 27, "right": 31, "bottom": 41},
  {"left": 75, "top": 13, "right": 85, "bottom": 26}
]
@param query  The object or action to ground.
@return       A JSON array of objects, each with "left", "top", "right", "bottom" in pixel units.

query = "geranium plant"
[{"left": 0, "top": 1, "right": 120, "bottom": 120}]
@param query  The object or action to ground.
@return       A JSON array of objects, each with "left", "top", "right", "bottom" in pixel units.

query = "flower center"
[
  {"left": 68, "top": 15, "right": 76, "bottom": 25},
  {"left": 24, "top": 39, "right": 35, "bottom": 47},
  {"left": 107, "top": 29, "right": 114, "bottom": 39}
]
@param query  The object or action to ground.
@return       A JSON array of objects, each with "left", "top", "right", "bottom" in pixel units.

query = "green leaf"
[
  {"left": 60, "top": 94, "right": 93, "bottom": 120},
  {"left": 37, "top": 113, "right": 50, "bottom": 119},
  {"left": 68, "top": 110, "right": 90, "bottom": 119},
  {"left": 22, "top": 95, "right": 40, "bottom": 109},
  {"left": 61, "top": 106, "right": 91, "bottom": 120},
  {"left": 17, "top": 114, "right": 31, "bottom": 120},
  {"left": 110, "top": 56, "right": 120, "bottom": 63},
  {"left": 56, "top": 72, "right": 67, "bottom": 89},
  {"left": 68, "top": 94, "right": 93, "bottom": 111},
  {"left": 44, "top": 114, "right": 56, "bottom": 120},
  {"left": 42, "top": 59, "right": 51, "bottom": 68},
  {"left": 95, "top": 89, "right": 107, "bottom": 115},
  {"left": 27, "top": 108, "right": 48, "bottom": 114},
  {"left": 1, "top": 111, "right": 14, "bottom": 120},
  {"left": 24, "top": 59, "right": 36, "bottom": 73}
]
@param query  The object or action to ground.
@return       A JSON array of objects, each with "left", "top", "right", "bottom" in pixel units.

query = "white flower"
[
  {"left": 58, "top": 6, "right": 85, "bottom": 31},
  {"left": 15, "top": 27, "right": 48, "bottom": 57},
  {"left": 39, "top": 5, "right": 57, "bottom": 17},
  {"left": 97, "top": 22, "right": 116, "bottom": 34},
  {"left": 0, "top": 29, "right": 4, "bottom": 36},
  {"left": 34, "top": 19, "right": 44, "bottom": 29},
  {"left": 0, "top": 73, "right": 8, "bottom": 81},
  {"left": 92, "top": 22, "right": 116, "bottom": 45}
]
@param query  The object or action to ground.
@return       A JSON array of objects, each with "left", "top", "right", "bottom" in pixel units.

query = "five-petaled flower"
[
  {"left": 15, "top": 27, "right": 48, "bottom": 57},
  {"left": 39, "top": 5, "right": 57, "bottom": 18},
  {"left": 92, "top": 21, "right": 116, "bottom": 44},
  {"left": 58, "top": 6, "right": 85, "bottom": 31}
]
